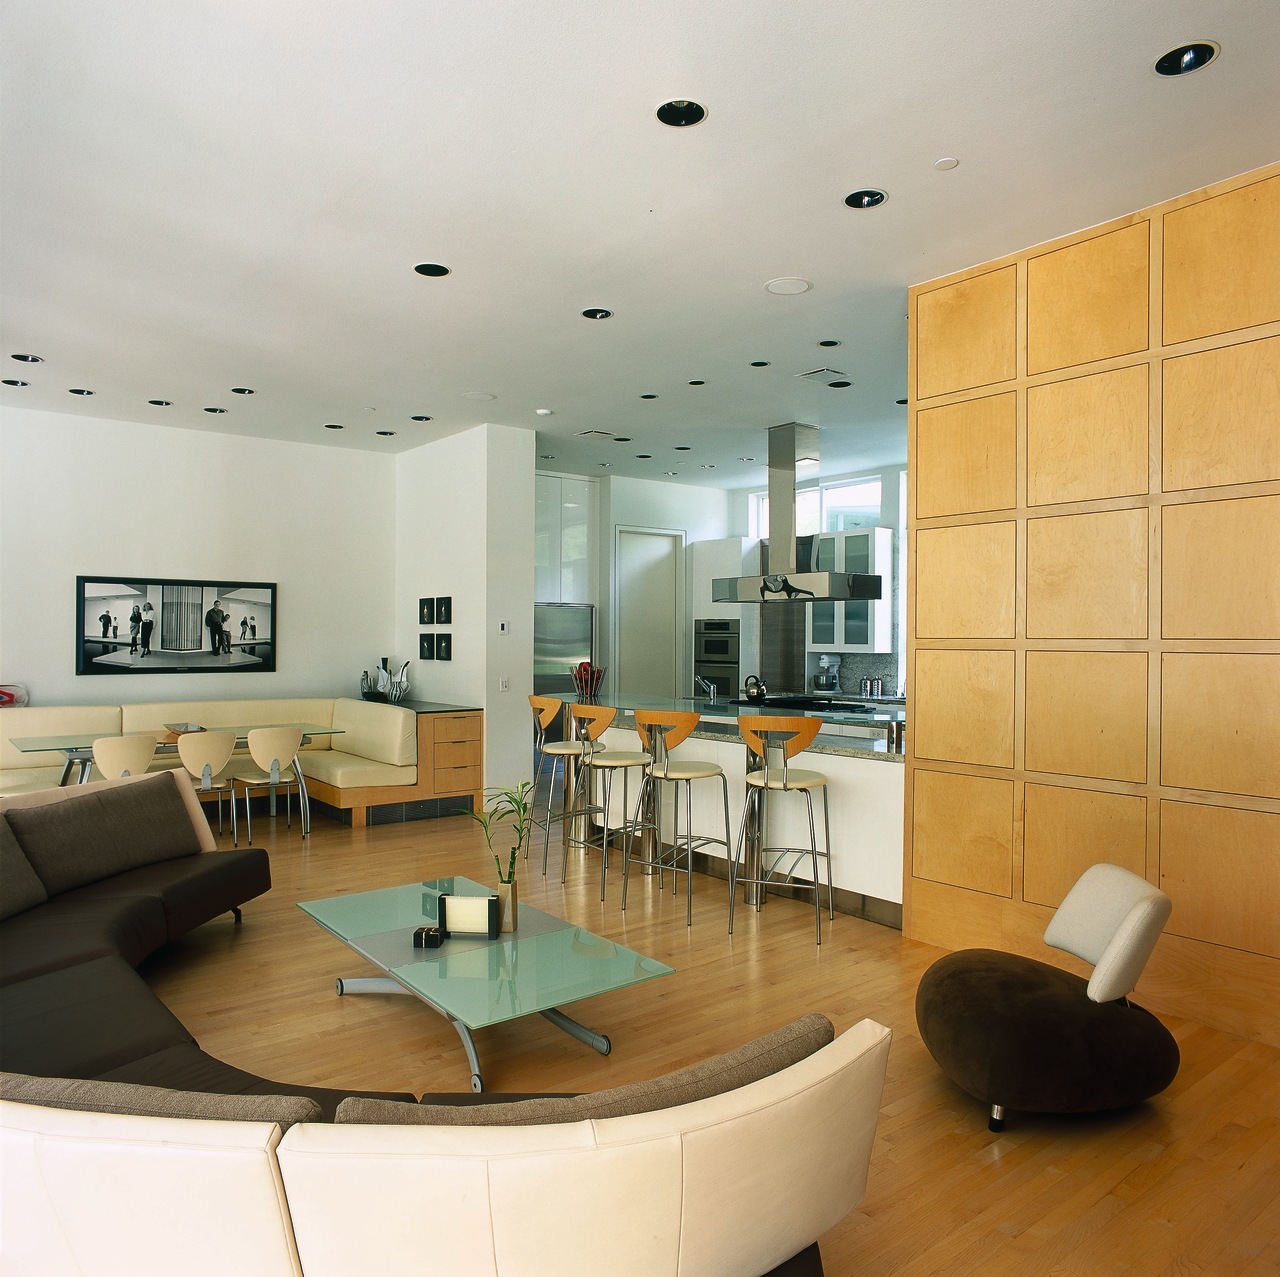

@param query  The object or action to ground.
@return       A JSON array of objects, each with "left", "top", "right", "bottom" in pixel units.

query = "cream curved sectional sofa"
[
  {"left": 0, "top": 696, "right": 477, "bottom": 826},
  {"left": 1, "top": 1017, "right": 891, "bottom": 1277}
]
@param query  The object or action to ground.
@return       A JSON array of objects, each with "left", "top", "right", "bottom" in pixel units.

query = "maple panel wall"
[{"left": 904, "top": 162, "right": 1280, "bottom": 1046}]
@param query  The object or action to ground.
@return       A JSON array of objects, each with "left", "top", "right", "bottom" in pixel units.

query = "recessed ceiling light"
[
  {"left": 598, "top": 462, "right": 613, "bottom": 468},
  {"left": 410, "top": 414, "right": 432, "bottom": 422},
  {"left": 230, "top": 386, "right": 255, "bottom": 395},
  {"left": 613, "top": 436, "right": 632, "bottom": 442},
  {"left": 10, "top": 353, "right": 42, "bottom": 363},
  {"left": 414, "top": 263, "right": 451, "bottom": 276},
  {"left": 581, "top": 307, "right": 613, "bottom": 320},
  {"left": 934, "top": 157, "right": 960, "bottom": 171},
  {"left": 3, "top": 378, "right": 29, "bottom": 387},
  {"left": 635, "top": 453, "right": 653, "bottom": 459},
  {"left": 535, "top": 408, "right": 553, "bottom": 416},
  {"left": 203, "top": 406, "right": 226, "bottom": 413},
  {"left": 148, "top": 399, "right": 172, "bottom": 406},
  {"left": 750, "top": 361, "right": 770, "bottom": 367},
  {"left": 640, "top": 394, "right": 658, "bottom": 400},
  {"left": 324, "top": 423, "right": 344, "bottom": 430},
  {"left": 1155, "top": 42, "right": 1218, "bottom": 76},
  {"left": 376, "top": 430, "right": 396, "bottom": 437},
  {"left": 845, "top": 189, "right": 887, "bottom": 209},
  {"left": 700, "top": 464, "right": 716, "bottom": 469},
  {"left": 738, "top": 456, "right": 756, "bottom": 462},
  {"left": 675, "top": 445, "right": 691, "bottom": 451},
  {"left": 655, "top": 100, "right": 706, "bottom": 127},
  {"left": 688, "top": 380, "right": 705, "bottom": 386},
  {"left": 463, "top": 392, "right": 496, "bottom": 401},
  {"left": 895, "top": 398, "right": 908, "bottom": 405},
  {"left": 818, "top": 340, "right": 841, "bottom": 348},
  {"left": 663, "top": 471, "right": 678, "bottom": 476},
  {"left": 828, "top": 380, "right": 852, "bottom": 388},
  {"left": 69, "top": 388, "right": 94, "bottom": 396},
  {"left": 764, "top": 277, "right": 812, "bottom": 295},
  {"left": 539, "top": 453, "right": 556, "bottom": 459}
]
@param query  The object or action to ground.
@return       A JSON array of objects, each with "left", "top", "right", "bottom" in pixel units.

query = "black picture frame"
[
  {"left": 419, "top": 597, "right": 436, "bottom": 625},
  {"left": 76, "top": 575, "right": 277, "bottom": 676},
  {"left": 419, "top": 633, "right": 435, "bottom": 660},
  {"left": 436, "top": 633, "right": 452, "bottom": 662},
  {"left": 435, "top": 596, "right": 452, "bottom": 625}
]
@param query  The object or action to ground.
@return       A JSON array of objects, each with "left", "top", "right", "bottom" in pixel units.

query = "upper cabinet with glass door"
[
  {"left": 806, "top": 527, "right": 894, "bottom": 652},
  {"left": 535, "top": 474, "right": 597, "bottom": 604}
]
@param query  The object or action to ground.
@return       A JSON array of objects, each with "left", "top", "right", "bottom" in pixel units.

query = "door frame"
[{"left": 611, "top": 524, "right": 687, "bottom": 700}]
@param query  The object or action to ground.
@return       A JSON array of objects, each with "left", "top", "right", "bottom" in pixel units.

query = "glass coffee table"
[{"left": 299, "top": 876, "right": 674, "bottom": 1091}]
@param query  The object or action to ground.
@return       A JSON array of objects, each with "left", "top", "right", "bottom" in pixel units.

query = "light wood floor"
[{"left": 143, "top": 811, "right": 1280, "bottom": 1277}]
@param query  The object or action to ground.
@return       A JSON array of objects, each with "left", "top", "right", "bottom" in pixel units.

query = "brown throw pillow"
[
  {"left": 0, "top": 1071, "right": 323, "bottom": 1130},
  {"left": 4, "top": 772, "right": 202, "bottom": 896},
  {"left": 0, "top": 815, "right": 48, "bottom": 921},
  {"left": 336, "top": 1012, "right": 835, "bottom": 1126}
]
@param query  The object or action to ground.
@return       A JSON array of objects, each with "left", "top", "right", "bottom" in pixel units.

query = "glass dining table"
[{"left": 8, "top": 723, "right": 342, "bottom": 836}]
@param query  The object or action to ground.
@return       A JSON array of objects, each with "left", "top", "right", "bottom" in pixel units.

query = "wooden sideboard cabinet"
[{"left": 421, "top": 710, "right": 484, "bottom": 807}]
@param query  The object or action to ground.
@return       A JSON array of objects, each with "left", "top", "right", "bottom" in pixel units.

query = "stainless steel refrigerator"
[{"left": 534, "top": 603, "right": 595, "bottom": 701}]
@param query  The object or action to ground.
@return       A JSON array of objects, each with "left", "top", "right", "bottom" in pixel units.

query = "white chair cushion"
[{"left": 746, "top": 768, "right": 827, "bottom": 791}]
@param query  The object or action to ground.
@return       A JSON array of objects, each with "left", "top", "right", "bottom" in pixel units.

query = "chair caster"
[{"left": 988, "top": 1104, "right": 1006, "bottom": 1132}]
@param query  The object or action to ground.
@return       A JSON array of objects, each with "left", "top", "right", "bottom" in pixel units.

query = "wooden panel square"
[
  {"left": 915, "top": 522, "right": 1016, "bottom": 638},
  {"left": 1163, "top": 336, "right": 1280, "bottom": 491},
  {"left": 912, "top": 769, "right": 1014, "bottom": 897},
  {"left": 1025, "top": 651, "right": 1147, "bottom": 782},
  {"left": 915, "top": 392, "right": 1017, "bottom": 518},
  {"left": 1027, "top": 364, "right": 1149, "bottom": 505},
  {"left": 914, "top": 649, "right": 1015, "bottom": 768},
  {"left": 1023, "top": 784, "right": 1146, "bottom": 908},
  {"left": 1027, "top": 222, "right": 1150, "bottom": 374},
  {"left": 1162, "top": 654, "right": 1280, "bottom": 799},
  {"left": 1164, "top": 173, "right": 1280, "bottom": 344},
  {"left": 1027, "top": 509, "right": 1148, "bottom": 639},
  {"left": 1161, "top": 801, "right": 1280, "bottom": 958},
  {"left": 1162, "top": 496, "right": 1280, "bottom": 639},
  {"left": 915, "top": 266, "right": 1017, "bottom": 400}
]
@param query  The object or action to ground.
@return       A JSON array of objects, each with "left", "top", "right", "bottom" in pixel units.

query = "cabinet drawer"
[
  {"left": 432, "top": 714, "right": 482, "bottom": 743},
  {"left": 435, "top": 739, "right": 482, "bottom": 769},
  {"left": 434, "top": 765, "right": 481, "bottom": 794}
]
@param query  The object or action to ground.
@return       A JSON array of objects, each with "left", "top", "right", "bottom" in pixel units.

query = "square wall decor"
[
  {"left": 419, "top": 634, "right": 435, "bottom": 660},
  {"left": 436, "top": 596, "right": 452, "bottom": 625},
  {"left": 419, "top": 598, "right": 436, "bottom": 625},
  {"left": 436, "top": 633, "right": 452, "bottom": 661}
]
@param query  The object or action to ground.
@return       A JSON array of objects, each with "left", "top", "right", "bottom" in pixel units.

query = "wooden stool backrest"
[
  {"left": 568, "top": 703, "right": 616, "bottom": 742},
  {"left": 633, "top": 710, "right": 700, "bottom": 754},
  {"left": 738, "top": 715, "right": 821, "bottom": 762},
  {"left": 529, "top": 695, "right": 561, "bottom": 732}
]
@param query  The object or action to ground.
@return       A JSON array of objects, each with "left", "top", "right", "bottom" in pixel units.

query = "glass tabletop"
[
  {"left": 9, "top": 723, "right": 342, "bottom": 752},
  {"left": 299, "top": 876, "right": 673, "bottom": 1029}
]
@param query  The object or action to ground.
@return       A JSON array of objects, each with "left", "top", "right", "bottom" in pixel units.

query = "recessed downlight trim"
[
  {"left": 639, "top": 394, "right": 658, "bottom": 400},
  {"left": 934, "top": 156, "right": 960, "bottom": 171},
  {"left": 688, "top": 380, "right": 705, "bottom": 386},
  {"left": 1155, "top": 42, "right": 1219, "bottom": 76},
  {"left": 674, "top": 445, "right": 691, "bottom": 451},
  {"left": 635, "top": 453, "right": 653, "bottom": 459},
  {"left": 750, "top": 360, "right": 770, "bottom": 367},
  {"left": 764, "top": 277, "right": 813, "bottom": 295},
  {"left": 414, "top": 262, "right": 451, "bottom": 276},
  {"left": 148, "top": 399, "right": 172, "bottom": 406},
  {"left": 10, "top": 353, "right": 42, "bottom": 363},
  {"left": 818, "top": 339, "right": 841, "bottom": 347},
  {"left": 2, "top": 378, "right": 29, "bottom": 387},
  {"left": 581, "top": 307, "right": 613, "bottom": 320},
  {"left": 68, "top": 388, "right": 94, "bottom": 396},
  {"left": 613, "top": 436, "right": 632, "bottom": 442},
  {"left": 737, "top": 457, "right": 757, "bottom": 463},
  {"left": 663, "top": 470, "right": 678, "bottom": 476},
  {"left": 324, "top": 423, "right": 344, "bottom": 430},
  {"left": 844, "top": 188, "right": 887, "bottom": 209},
  {"left": 828, "top": 380, "right": 852, "bottom": 388},
  {"left": 462, "top": 392, "right": 496, "bottom": 401},
  {"left": 230, "top": 386, "right": 255, "bottom": 395},
  {"left": 895, "top": 398, "right": 908, "bottom": 406},
  {"left": 656, "top": 100, "right": 706, "bottom": 127},
  {"left": 410, "top": 415, "right": 433, "bottom": 421},
  {"left": 203, "top": 406, "right": 226, "bottom": 413},
  {"left": 376, "top": 430, "right": 397, "bottom": 437},
  {"left": 539, "top": 453, "right": 556, "bottom": 459}
]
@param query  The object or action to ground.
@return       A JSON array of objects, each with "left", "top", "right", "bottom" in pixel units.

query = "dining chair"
[
  {"left": 176, "top": 729, "right": 238, "bottom": 843},
  {"left": 729, "top": 715, "right": 834, "bottom": 945},
  {"left": 233, "top": 726, "right": 307, "bottom": 845},
  {"left": 91, "top": 734, "right": 157, "bottom": 779}
]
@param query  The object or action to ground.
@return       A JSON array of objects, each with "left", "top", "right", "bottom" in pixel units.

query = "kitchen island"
[{"left": 579, "top": 693, "right": 905, "bottom": 924}]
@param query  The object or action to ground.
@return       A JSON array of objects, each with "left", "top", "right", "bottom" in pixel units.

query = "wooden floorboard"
[{"left": 142, "top": 811, "right": 1280, "bottom": 1277}]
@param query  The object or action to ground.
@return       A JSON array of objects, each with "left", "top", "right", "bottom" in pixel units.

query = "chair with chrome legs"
[
  {"left": 560, "top": 704, "right": 648, "bottom": 901},
  {"left": 232, "top": 726, "right": 306, "bottom": 846},
  {"left": 176, "top": 729, "right": 238, "bottom": 844},
  {"left": 92, "top": 734, "right": 158, "bottom": 780},
  {"left": 623, "top": 710, "right": 731, "bottom": 927},
  {"left": 529, "top": 695, "right": 586, "bottom": 874},
  {"left": 728, "top": 716, "right": 834, "bottom": 945}
]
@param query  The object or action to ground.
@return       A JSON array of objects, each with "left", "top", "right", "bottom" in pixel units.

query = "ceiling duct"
[{"left": 712, "top": 422, "right": 883, "bottom": 604}]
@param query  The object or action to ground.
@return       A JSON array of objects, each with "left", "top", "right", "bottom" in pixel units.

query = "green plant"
[{"left": 467, "top": 781, "right": 535, "bottom": 884}]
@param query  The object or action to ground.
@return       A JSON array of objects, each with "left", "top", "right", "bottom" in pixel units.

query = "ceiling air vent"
[
  {"left": 577, "top": 430, "right": 614, "bottom": 438},
  {"left": 794, "top": 368, "right": 846, "bottom": 380}
]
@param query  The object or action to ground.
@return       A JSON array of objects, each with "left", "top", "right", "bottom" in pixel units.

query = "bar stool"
[
  {"left": 729, "top": 715, "right": 834, "bottom": 945},
  {"left": 622, "top": 710, "right": 731, "bottom": 927},
  {"left": 529, "top": 695, "right": 588, "bottom": 875},
  {"left": 563, "top": 704, "right": 649, "bottom": 901}
]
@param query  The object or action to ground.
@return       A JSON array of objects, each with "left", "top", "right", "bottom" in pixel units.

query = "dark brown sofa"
[{"left": 0, "top": 771, "right": 411, "bottom": 1119}]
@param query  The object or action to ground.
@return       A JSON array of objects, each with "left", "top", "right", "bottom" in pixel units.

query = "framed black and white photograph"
[
  {"left": 76, "top": 576, "right": 277, "bottom": 676},
  {"left": 435, "top": 633, "right": 452, "bottom": 662},
  {"left": 435, "top": 596, "right": 452, "bottom": 625},
  {"left": 419, "top": 597, "right": 435, "bottom": 625},
  {"left": 419, "top": 633, "right": 435, "bottom": 660}
]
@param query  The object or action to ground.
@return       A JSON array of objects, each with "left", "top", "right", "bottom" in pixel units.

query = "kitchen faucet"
[{"left": 693, "top": 675, "right": 718, "bottom": 705}]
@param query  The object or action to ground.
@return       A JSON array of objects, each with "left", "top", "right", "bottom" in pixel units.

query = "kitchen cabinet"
[
  {"left": 535, "top": 474, "right": 596, "bottom": 603},
  {"left": 806, "top": 528, "right": 893, "bottom": 653}
]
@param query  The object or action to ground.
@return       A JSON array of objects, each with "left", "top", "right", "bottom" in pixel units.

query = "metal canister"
[
  {"left": 859, "top": 677, "right": 872, "bottom": 696},
  {"left": 870, "top": 677, "right": 884, "bottom": 697}
]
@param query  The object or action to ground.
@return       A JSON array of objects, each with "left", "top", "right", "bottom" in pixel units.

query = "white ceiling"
[{"left": 3, "top": 0, "right": 1278, "bottom": 488}]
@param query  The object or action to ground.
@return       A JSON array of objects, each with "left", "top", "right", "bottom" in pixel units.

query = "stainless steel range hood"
[{"left": 712, "top": 423, "right": 883, "bottom": 604}]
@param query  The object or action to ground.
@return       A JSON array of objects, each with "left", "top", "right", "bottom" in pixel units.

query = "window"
[{"left": 754, "top": 477, "right": 882, "bottom": 536}]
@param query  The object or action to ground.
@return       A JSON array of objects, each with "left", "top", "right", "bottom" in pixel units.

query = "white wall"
[
  {"left": 0, "top": 406, "right": 396, "bottom": 704},
  {"left": 394, "top": 423, "right": 535, "bottom": 788}
]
